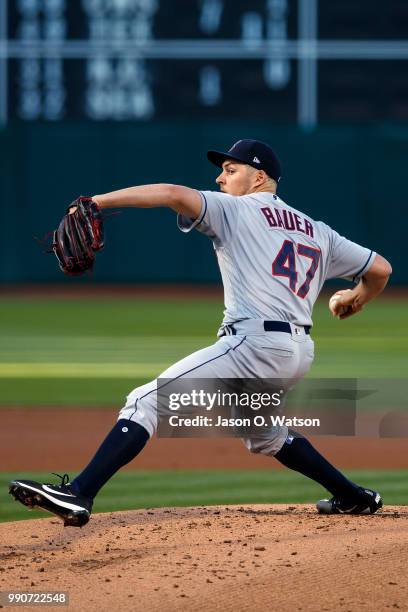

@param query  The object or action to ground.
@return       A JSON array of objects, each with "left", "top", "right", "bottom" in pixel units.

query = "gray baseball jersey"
[
  {"left": 119, "top": 188, "right": 375, "bottom": 454},
  {"left": 178, "top": 191, "right": 375, "bottom": 327}
]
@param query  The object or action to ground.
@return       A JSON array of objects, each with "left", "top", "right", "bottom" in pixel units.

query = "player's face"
[{"left": 216, "top": 160, "right": 255, "bottom": 196}]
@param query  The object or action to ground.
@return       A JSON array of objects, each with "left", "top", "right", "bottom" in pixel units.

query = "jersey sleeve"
[
  {"left": 326, "top": 226, "right": 376, "bottom": 283},
  {"left": 177, "top": 190, "right": 240, "bottom": 244}
]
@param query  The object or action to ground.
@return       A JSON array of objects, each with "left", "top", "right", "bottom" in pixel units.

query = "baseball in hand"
[{"left": 328, "top": 290, "right": 354, "bottom": 318}]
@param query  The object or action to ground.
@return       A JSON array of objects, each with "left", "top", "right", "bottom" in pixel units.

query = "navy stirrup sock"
[
  {"left": 70, "top": 420, "right": 149, "bottom": 500},
  {"left": 274, "top": 434, "right": 360, "bottom": 502}
]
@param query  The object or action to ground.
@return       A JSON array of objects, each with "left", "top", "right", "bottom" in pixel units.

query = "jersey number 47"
[{"left": 272, "top": 239, "right": 321, "bottom": 299}]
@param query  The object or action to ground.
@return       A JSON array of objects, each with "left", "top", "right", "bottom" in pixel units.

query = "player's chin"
[{"left": 220, "top": 187, "right": 242, "bottom": 196}]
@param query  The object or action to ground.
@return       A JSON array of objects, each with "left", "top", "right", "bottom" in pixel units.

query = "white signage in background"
[
  {"left": 82, "top": 0, "right": 157, "bottom": 120},
  {"left": 241, "top": 11, "right": 263, "bottom": 49},
  {"left": 240, "top": 2, "right": 290, "bottom": 90},
  {"left": 17, "top": 0, "right": 66, "bottom": 120},
  {"left": 264, "top": 0, "right": 290, "bottom": 89},
  {"left": 17, "top": 0, "right": 41, "bottom": 120},
  {"left": 199, "top": 65, "right": 221, "bottom": 106},
  {"left": 199, "top": 0, "right": 223, "bottom": 35},
  {"left": 198, "top": 0, "right": 223, "bottom": 107},
  {"left": 43, "top": 0, "right": 66, "bottom": 121},
  {"left": 2, "top": 0, "right": 407, "bottom": 128}
]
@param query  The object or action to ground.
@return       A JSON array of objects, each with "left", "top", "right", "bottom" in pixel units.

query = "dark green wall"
[{"left": 0, "top": 121, "right": 405, "bottom": 283}]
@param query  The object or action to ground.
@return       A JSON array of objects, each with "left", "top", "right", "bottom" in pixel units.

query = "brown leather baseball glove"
[{"left": 52, "top": 196, "right": 104, "bottom": 276}]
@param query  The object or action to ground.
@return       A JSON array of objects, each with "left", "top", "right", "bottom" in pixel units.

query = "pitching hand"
[{"left": 328, "top": 289, "right": 364, "bottom": 320}]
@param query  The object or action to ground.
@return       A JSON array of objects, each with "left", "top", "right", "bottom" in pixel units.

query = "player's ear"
[{"left": 254, "top": 169, "right": 267, "bottom": 187}]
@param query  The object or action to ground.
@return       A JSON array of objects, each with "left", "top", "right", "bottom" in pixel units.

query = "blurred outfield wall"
[{"left": 0, "top": 121, "right": 405, "bottom": 284}]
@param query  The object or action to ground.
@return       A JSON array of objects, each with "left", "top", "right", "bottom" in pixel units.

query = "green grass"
[
  {"left": 0, "top": 296, "right": 407, "bottom": 406},
  {"left": 1, "top": 469, "right": 407, "bottom": 523},
  {"left": 0, "top": 378, "right": 139, "bottom": 406},
  {"left": 1, "top": 297, "right": 404, "bottom": 523}
]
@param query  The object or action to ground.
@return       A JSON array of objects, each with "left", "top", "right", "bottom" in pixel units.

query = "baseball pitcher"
[{"left": 10, "top": 139, "right": 391, "bottom": 526}]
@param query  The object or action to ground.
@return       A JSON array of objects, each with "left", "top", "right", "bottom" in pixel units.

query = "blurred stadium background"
[{"left": 0, "top": 0, "right": 407, "bottom": 521}]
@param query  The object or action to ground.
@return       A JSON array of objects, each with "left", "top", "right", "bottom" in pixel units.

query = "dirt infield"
[
  {"left": 1, "top": 505, "right": 407, "bottom": 612},
  {"left": 1, "top": 408, "right": 408, "bottom": 471},
  {"left": 2, "top": 407, "right": 408, "bottom": 470}
]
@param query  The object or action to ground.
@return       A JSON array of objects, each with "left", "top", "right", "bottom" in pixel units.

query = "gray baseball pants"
[{"left": 118, "top": 319, "right": 314, "bottom": 456}]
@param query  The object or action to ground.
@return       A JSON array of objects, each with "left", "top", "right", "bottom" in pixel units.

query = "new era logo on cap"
[{"left": 253, "top": 156, "right": 261, "bottom": 164}]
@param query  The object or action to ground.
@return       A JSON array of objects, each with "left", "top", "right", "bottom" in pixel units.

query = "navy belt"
[
  {"left": 264, "top": 321, "right": 311, "bottom": 335},
  {"left": 220, "top": 321, "right": 311, "bottom": 336}
]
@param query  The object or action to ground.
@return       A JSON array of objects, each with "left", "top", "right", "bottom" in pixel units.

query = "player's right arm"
[
  {"left": 330, "top": 254, "right": 392, "bottom": 319},
  {"left": 92, "top": 184, "right": 202, "bottom": 219}
]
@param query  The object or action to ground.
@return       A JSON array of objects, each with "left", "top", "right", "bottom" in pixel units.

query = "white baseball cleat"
[{"left": 316, "top": 487, "right": 383, "bottom": 515}]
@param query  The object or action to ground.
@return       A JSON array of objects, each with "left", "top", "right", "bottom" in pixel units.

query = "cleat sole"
[{"left": 9, "top": 483, "right": 90, "bottom": 527}]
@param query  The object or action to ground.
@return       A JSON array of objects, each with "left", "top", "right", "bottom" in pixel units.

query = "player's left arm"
[
  {"left": 92, "top": 184, "right": 202, "bottom": 218},
  {"left": 330, "top": 254, "right": 392, "bottom": 319}
]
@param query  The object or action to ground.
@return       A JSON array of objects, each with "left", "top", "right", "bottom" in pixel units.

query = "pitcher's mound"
[{"left": 1, "top": 505, "right": 407, "bottom": 611}]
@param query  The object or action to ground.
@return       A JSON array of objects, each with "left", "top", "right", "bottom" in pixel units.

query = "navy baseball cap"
[{"left": 207, "top": 139, "right": 282, "bottom": 183}]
